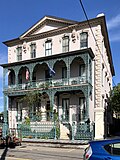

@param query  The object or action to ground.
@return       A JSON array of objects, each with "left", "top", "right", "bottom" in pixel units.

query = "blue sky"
[{"left": 0, "top": 0, "right": 120, "bottom": 112}]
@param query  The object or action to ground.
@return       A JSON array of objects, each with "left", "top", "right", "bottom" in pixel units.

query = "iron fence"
[{"left": 12, "top": 121, "right": 94, "bottom": 141}]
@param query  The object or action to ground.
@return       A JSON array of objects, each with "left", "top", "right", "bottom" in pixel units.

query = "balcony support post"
[
  {"left": 3, "top": 68, "right": 8, "bottom": 137},
  {"left": 49, "top": 90, "right": 55, "bottom": 121},
  {"left": 66, "top": 57, "right": 70, "bottom": 85},
  {"left": 3, "top": 94, "right": 8, "bottom": 137}
]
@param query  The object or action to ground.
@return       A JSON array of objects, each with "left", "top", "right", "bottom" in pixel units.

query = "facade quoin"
[{"left": 1, "top": 14, "right": 114, "bottom": 140}]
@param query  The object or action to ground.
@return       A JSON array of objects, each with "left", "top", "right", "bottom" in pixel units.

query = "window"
[
  {"left": 78, "top": 97, "right": 86, "bottom": 121},
  {"left": 32, "top": 72, "right": 36, "bottom": 82},
  {"left": 18, "top": 73, "right": 22, "bottom": 84},
  {"left": 62, "top": 67, "right": 67, "bottom": 79},
  {"left": 30, "top": 43, "right": 36, "bottom": 58},
  {"left": 104, "top": 143, "right": 120, "bottom": 155},
  {"left": 17, "top": 46, "right": 22, "bottom": 61},
  {"left": 79, "top": 64, "right": 85, "bottom": 77},
  {"left": 62, "top": 36, "right": 69, "bottom": 52},
  {"left": 45, "top": 70, "right": 51, "bottom": 81},
  {"left": 62, "top": 98, "right": 69, "bottom": 121},
  {"left": 17, "top": 102, "right": 22, "bottom": 121},
  {"left": 80, "top": 32, "right": 88, "bottom": 48},
  {"left": 45, "top": 40, "right": 52, "bottom": 56}
]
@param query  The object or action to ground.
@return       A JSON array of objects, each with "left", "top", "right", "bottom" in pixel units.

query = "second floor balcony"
[
  {"left": 2, "top": 49, "right": 94, "bottom": 94},
  {"left": 4, "top": 76, "right": 88, "bottom": 92}
]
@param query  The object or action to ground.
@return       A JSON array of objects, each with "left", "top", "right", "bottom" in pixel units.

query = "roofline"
[
  {"left": 2, "top": 15, "right": 115, "bottom": 75},
  {"left": 2, "top": 16, "right": 110, "bottom": 46},
  {"left": 20, "top": 15, "right": 78, "bottom": 38},
  {"left": 3, "top": 16, "right": 100, "bottom": 46},
  {"left": 100, "top": 16, "right": 115, "bottom": 76}
]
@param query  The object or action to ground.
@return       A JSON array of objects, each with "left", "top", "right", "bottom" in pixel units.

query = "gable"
[
  {"left": 20, "top": 15, "right": 77, "bottom": 38},
  {"left": 31, "top": 23, "right": 66, "bottom": 35}
]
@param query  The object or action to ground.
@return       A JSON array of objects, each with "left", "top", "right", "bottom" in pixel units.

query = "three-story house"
[{"left": 1, "top": 14, "right": 114, "bottom": 140}]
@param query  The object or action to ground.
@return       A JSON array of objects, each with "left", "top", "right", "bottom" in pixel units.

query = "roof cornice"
[
  {"left": 3, "top": 16, "right": 107, "bottom": 46},
  {"left": 2, "top": 15, "right": 115, "bottom": 75}
]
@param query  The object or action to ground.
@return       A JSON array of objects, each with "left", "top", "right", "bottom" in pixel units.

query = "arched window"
[{"left": 80, "top": 32, "right": 88, "bottom": 48}]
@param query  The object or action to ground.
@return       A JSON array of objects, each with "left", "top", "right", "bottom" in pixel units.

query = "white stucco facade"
[{"left": 2, "top": 15, "right": 114, "bottom": 139}]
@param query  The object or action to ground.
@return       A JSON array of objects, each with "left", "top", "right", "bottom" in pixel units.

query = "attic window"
[{"left": 45, "top": 39, "right": 52, "bottom": 56}]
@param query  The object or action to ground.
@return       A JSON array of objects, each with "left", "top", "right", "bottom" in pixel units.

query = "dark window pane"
[
  {"left": 62, "top": 36, "right": 69, "bottom": 52},
  {"left": 80, "top": 32, "right": 88, "bottom": 48},
  {"left": 45, "top": 40, "right": 52, "bottom": 56},
  {"left": 30, "top": 43, "right": 36, "bottom": 58}
]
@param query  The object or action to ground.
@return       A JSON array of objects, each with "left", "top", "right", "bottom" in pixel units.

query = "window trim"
[
  {"left": 80, "top": 32, "right": 88, "bottom": 49},
  {"left": 16, "top": 46, "right": 22, "bottom": 61},
  {"left": 45, "top": 39, "right": 52, "bottom": 56},
  {"left": 62, "top": 98, "right": 69, "bottom": 121},
  {"left": 62, "top": 35, "right": 69, "bottom": 53},
  {"left": 30, "top": 43, "right": 36, "bottom": 58},
  {"left": 79, "top": 64, "right": 85, "bottom": 77}
]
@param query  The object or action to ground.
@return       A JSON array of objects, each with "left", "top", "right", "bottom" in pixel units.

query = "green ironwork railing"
[
  {"left": 72, "top": 122, "right": 94, "bottom": 140},
  {"left": 4, "top": 76, "right": 88, "bottom": 92},
  {"left": 15, "top": 121, "right": 94, "bottom": 141},
  {"left": 17, "top": 121, "right": 59, "bottom": 140}
]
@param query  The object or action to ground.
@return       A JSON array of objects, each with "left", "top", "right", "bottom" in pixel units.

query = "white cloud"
[
  {"left": 107, "top": 14, "right": 120, "bottom": 42},
  {"left": 107, "top": 14, "right": 120, "bottom": 30},
  {"left": 109, "top": 33, "right": 120, "bottom": 42}
]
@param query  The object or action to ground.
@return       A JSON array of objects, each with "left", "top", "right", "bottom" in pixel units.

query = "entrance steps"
[{"left": 60, "top": 123, "right": 69, "bottom": 140}]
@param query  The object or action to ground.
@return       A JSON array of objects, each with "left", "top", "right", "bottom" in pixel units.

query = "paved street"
[{"left": 0, "top": 144, "right": 84, "bottom": 160}]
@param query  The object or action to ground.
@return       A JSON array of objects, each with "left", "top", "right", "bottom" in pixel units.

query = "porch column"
[
  {"left": 66, "top": 57, "right": 70, "bottom": 85},
  {"left": 49, "top": 90, "right": 55, "bottom": 120},
  {"left": 41, "top": 99, "right": 46, "bottom": 121},
  {"left": 3, "top": 68, "right": 8, "bottom": 137},
  {"left": 29, "top": 66, "right": 33, "bottom": 82},
  {"left": 3, "top": 94, "right": 8, "bottom": 137},
  {"left": 85, "top": 86, "right": 89, "bottom": 121},
  {"left": 87, "top": 54, "right": 92, "bottom": 84},
  {"left": 15, "top": 67, "right": 20, "bottom": 85}
]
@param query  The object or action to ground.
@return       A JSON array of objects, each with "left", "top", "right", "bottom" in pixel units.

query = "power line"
[{"left": 79, "top": 0, "right": 117, "bottom": 87}]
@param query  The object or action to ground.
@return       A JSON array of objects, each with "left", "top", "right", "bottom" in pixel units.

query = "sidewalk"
[{"left": 22, "top": 138, "right": 89, "bottom": 149}]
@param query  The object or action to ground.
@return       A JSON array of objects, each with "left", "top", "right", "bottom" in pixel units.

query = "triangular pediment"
[{"left": 20, "top": 15, "right": 77, "bottom": 38}]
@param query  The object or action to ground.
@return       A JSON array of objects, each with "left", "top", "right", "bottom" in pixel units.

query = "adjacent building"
[{"left": 1, "top": 14, "right": 114, "bottom": 139}]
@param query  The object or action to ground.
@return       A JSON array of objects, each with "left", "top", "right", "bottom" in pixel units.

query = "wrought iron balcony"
[{"left": 4, "top": 76, "right": 90, "bottom": 92}]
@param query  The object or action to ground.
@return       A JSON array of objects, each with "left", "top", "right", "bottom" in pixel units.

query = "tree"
[
  {"left": 21, "top": 90, "right": 41, "bottom": 107},
  {"left": 19, "top": 90, "right": 41, "bottom": 118},
  {"left": 109, "top": 83, "right": 120, "bottom": 112}
]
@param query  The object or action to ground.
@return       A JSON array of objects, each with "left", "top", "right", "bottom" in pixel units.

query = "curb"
[{"left": 22, "top": 139, "right": 89, "bottom": 149}]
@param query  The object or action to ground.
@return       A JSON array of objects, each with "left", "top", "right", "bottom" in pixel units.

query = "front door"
[
  {"left": 62, "top": 98, "right": 69, "bottom": 121},
  {"left": 79, "top": 97, "right": 86, "bottom": 122}
]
